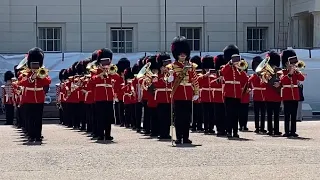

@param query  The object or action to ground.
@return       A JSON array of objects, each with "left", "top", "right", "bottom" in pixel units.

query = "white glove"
[
  {"left": 192, "top": 95, "right": 199, "bottom": 101},
  {"left": 167, "top": 75, "right": 174, "bottom": 83},
  {"left": 114, "top": 98, "right": 119, "bottom": 102}
]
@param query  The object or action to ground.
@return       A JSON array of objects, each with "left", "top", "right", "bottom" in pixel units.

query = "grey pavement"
[{"left": 0, "top": 122, "right": 320, "bottom": 180}]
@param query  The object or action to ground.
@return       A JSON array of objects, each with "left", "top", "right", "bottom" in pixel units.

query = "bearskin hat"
[
  {"left": 252, "top": 56, "right": 263, "bottom": 72},
  {"left": 132, "top": 64, "right": 140, "bottom": 75},
  {"left": 4, "top": 71, "right": 14, "bottom": 82},
  {"left": 71, "top": 61, "right": 79, "bottom": 75},
  {"left": 91, "top": 50, "right": 98, "bottom": 62},
  {"left": 117, "top": 57, "right": 131, "bottom": 73},
  {"left": 156, "top": 52, "right": 171, "bottom": 67},
  {"left": 223, "top": 44, "right": 239, "bottom": 62},
  {"left": 201, "top": 55, "right": 215, "bottom": 69},
  {"left": 171, "top": 36, "right": 191, "bottom": 61},
  {"left": 214, "top": 54, "right": 226, "bottom": 71},
  {"left": 138, "top": 56, "right": 145, "bottom": 69},
  {"left": 27, "top": 47, "right": 44, "bottom": 68},
  {"left": 67, "top": 67, "right": 75, "bottom": 77},
  {"left": 96, "top": 48, "right": 113, "bottom": 63},
  {"left": 267, "top": 50, "right": 280, "bottom": 67},
  {"left": 281, "top": 49, "right": 297, "bottom": 68},
  {"left": 75, "top": 61, "right": 87, "bottom": 75},
  {"left": 124, "top": 67, "right": 134, "bottom": 80},
  {"left": 190, "top": 55, "right": 202, "bottom": 69},
  {"left": 59, "top": 69, "right": 66, "bottom": 82},
  {"left": 13, "top": 65, "right": 19, "bottom": 78},
  {"left": 147, "top": 55, "right": 159, "bottom": 70}
]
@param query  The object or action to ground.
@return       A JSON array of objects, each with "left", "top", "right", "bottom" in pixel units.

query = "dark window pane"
[
  {"left": 125, "top": 30, "right": 132, "bottom": 41},
  {"left": 194, "top": 28, "right": 200, "bottom": 39},
  {"left": 54, "top": 40, "right": 61, "bottom": 51},
  {"left": 112, "top": 42, "right": 118, "bottom": 48},
  {"left": 126, "top": 48, "right": 132, "bottom": 53},
  {"left": 253, "top": 40, "right": 259, "bottom": 51},
  {"left": 39, "top": 28, "right": 46, "bottom": 39},
  {"left": 39, "top": 40, "right": 46, "bottom": 51},
  {"left": 247, "top": 40, "right": 252, "bottom": 51},
  {"left": 180, "top": 28, "right": 186, "bottom": 37},
  {"left": 47, "top": 28, "right": 53, "bottom": 39},
  {"left": 260, "top": 29, "right": 266, "bottom": 39},
  {"left": 125, "top": 42, "right": 132, "bottom": 49},
  {"left": 119, "top": 30, "right": 124, "bottom": 41},
  {"left": 261, "top": 40, "right": 266, "bottom": 51},
  {"left": 54, "top": 28, "right": 61, "bottom": 39},
  {"left": 253, "top": 29, "right": 258, "bottom": 39},
  {"left": 187, "top": 28, "right": 193, "bottom": 39},
  {"left": 119, "top": 42, "right": 124, "bottom": 49},
  {"left": 194, "top": 40, "right": 200, "bottom": 51},
  {"left": 119, "top": 48, "right": 125, "bottom": 53},
  {"left": 112, "top": 48, "right": 118, "bottom": 53},
  {"left": 247, "top": 29, "right": 252, "bottom": 40},
  {"left": 187, "top": 40, "right": 193, "bottom": 50},
  {"left": 112, "top": 30, "right": 118, "bottom": 41},
  {"left": 47, "top": 40, "right": 53, "bottom": 51}
]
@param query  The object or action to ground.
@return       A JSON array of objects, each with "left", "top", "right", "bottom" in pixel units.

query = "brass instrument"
[
  {"left": 137, "top": 62, "right": 158, "bottom": 94},
  {"left": 108, "top": 64, "right": 118, "bottom": 75},
  {"left": 16, "top": 57, "right": 28, "bottom": 69},
  {"left": 36, "top": 67, "right": 49, "bottom": 79},
  {"left": 237, "top": 59, "right": 248, "bottom": 71},
  {"left": 295, "top": 60, "right": 305, "bottom": 71},
  {"left": 255, "top": 57, "right": 276, "bottom": 83}
]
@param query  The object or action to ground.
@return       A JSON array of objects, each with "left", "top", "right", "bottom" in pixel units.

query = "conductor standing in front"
[{"left": 167, "top": 36, "right": 200, "bottom": 144}]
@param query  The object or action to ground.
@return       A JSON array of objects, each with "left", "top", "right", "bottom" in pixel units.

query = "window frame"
[
  {"left": 246, "top": 27, "right": 268, "bottom": 53},
  {"left": 37, "top": 27, "right": 62, "bottom": 52},
  {"left": 110, "top": 27, "right": 134, "bottom": 53},
  {"left": 179, "top": 27, "right": 202, "bottom": 52}
]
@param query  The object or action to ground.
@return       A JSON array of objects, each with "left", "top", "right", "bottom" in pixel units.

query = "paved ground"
[{"left": 0, "top": 122, "right": 320, "bottom": 180}]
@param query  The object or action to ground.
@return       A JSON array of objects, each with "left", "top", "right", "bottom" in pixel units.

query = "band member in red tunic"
[
  {"left": 239, "top": 59, "right": 250, "bottom": 131},
  {"left": 249, "top": 56, "right": 267, "bottom": 133},
  {"left": 56, "top": 69, "right": 66, "bottom": 125},
  {"left": 154, "top": 52, "right": 172, "bottom": 139},
  {"left": 1, "top": 71, "right": 15, "bottom": 125},
  {"left": 264, "top": 51, "right": 282, "bottom": 136},
  {"left": 18, "top": 47, "right": 51, "bottom": 142},
  {"left": 122, "top": 68, "right": 136, "bottom": 128},
  {"left": 212, "top": 55, "right": 227, "bottom": 136},
  {"left": 114, "top": 58, "right": 131, "bottom": 126},
  {"left": 220, "top": 45, "right": 247, "bottom": 138},
  {"left": 167, "top": 36, "right": 199, "bottom": 144},
  {"left": 132, "top": 60, "right": 143, "bottom": 132},
  {"left": 280, "top": 50, "right": 305, "bottom": 137},
  {"left": 90, "top": 48, "right": 116, "bottom": 141},
  {"left": 190, "top": 55, "right": 203, "bottom": 132},
  {"left": 199, "top": 55, "right": 216, "bottom": 134}
]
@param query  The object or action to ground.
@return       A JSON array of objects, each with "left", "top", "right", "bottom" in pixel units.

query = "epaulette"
[
  {"left": 192, "top": 63, "right": 198, "bottom": 69},
  {"left": 166, "top": 63, "right": 173, "bottom": 69}
]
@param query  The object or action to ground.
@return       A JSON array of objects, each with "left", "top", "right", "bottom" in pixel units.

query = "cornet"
[
  {"left": 295, "top": 60, "right": 305, "bottom": 71},
  {"left": 237, "top": 60, "right": 248, "bottom": 71},
  {"left": 36, "top": 67, "right": 49, "bottom": 79}
]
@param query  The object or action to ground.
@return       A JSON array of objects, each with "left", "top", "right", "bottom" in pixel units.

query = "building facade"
[{"left": 0, "top": 0, "right": 319, "bottom": 54}]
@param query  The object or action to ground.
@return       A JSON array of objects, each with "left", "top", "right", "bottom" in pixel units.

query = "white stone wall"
[{"left": 0, "top": 0, "right": 295, "bottom": 53}]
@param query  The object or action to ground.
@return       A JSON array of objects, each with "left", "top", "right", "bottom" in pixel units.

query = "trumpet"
[
  {"left": 108, "top": 64, "right": 118, "bottom": 75},
  {"left": 237, "top": 60, "right": 248, "bottom": 71},
  {"left": 295, "top": 60, "right": 305, "bottom": 71},
  {"left": 36, "top": 67, "right": 49, "bottom": 79}
]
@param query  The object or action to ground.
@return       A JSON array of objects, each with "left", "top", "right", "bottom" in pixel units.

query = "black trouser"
[
  {"left": 142, "top": 100, "right": 150, "bottom": 132},
  {"left": 78, "top": 102, "right": 86, "bottom": 129},
  {"left": 124, "top": 104, "right": 134, "bottom": 127},
  {"left": 5, "top": 104, "right": 14, "bottom": 125},
  {"left": 253, "top": 101, "right": 266, "bottom": 130},
  {"left": 61, "top": 103, "right": 68, "bottom": 126},
  {"left": 95, "top": 101, "right": 114, "bottom": 138},
  {"left": 73, "top": 103, "right": 82, "bottom": 128},
  {"left": 174, "top": 100, "right": 192, "bottom": 141},
  {"left": 135, "top": 102, "right": 143, "bottom": 130},
  {"left": 149, "top": 107, "right": 159, "bottom": 136},
  {"left": 215, "top": 103, "right": 226, "bottom": 134},
  {"left": 58, "top": 107, "right": 63, "bottom": 124},
  {"left": 115, "top": 101, "right": 124, "bottom": 125},
  {"left": 266, "top": 101, "right": 281, "bottom": 133},
  {"left": 85, "top": 104, "right": 93, "bottom": 132},
  {"left": 203, "top": 102, "right": 214, "bottom": 132},
  {"left": 16, "top": 106, "right": 21, "bottom": 127},
  {"left": 191, "top": 103, "right": 203, "bottom": 130},
  {"left": 157, "top": 103, "right": 171, "bottom": 137},
  {"left": 20, "top": 105, "right": 26, "bottom": 130},
  {"left": 25, "top": 103, "right": 44, "bottom": 139},
  {"left": 239, "top": 103, "right": 249, "bottom": 128},
  {"left": 225, "top": 97, "right": 241, "bottom": 135},
  {"left": 283, "top": 100, "right": 299, "bottom": 134}
]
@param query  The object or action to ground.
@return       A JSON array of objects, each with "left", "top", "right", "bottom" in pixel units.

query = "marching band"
[{"left": 1, "top": 36, "right": 306, "bottom": 144}]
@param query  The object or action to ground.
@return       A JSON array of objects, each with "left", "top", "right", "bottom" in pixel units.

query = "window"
[
  {"left": 38, "top": 27, "right": 62, "bottom": 52},
  {"left": 111, "top": 27, "right": 133, "bottom": 53},
  {"left": 180, "top": 27, "right": 201, "bottom": 51},
  {"left": 247, "top": 27, "right": 267, "bottom": 52}
]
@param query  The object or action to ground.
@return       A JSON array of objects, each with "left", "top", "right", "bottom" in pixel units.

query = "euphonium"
[
  {"left": 295, "top": 60, "right": 306, "bottom": 71},
  {"left": 36, "top": 67, "right": 49, "bottom": 79},
  {"left": 237, "top": 60, "right": 248, "bottom": 71}
]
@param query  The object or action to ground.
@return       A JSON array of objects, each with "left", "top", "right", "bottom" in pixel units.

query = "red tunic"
[
  {"left": 210, "top": 76, "right": 224, "bottom": 103},
  {"left": 280, "top": 69, "right": 305, "bottom": 101},
  {"left": 91, "top": 69, "right": 115, "bottom": 102},
  {"left": 113, "top": 73, "right": 125, "bottom": 101},
  {"left": 64, "top": 78, "right": 79, "bottom": 103},
  {"left": 122, "top": 83, "right": 136, "bottom": 105},
  {"left": 153, "top": 73, "right": 172, "bottom": 104},
  {"left": 169, "top": 61, "right": 199, "bottom": 101},
  {"left": 240, "top": 75, "right": 250, "bottom": 104},
  {"left": 139, "top": 78, "right": 149, "bottom": 101},
  {"left": 264, "top": 72, "right": 282, "bottom": 102},
  {"left": 82, "top": 78, "right": 94, "bottom": 104},
  {"left": 12, "top": 83, "right": 20, "bottom": 105},
  {"left": 248, "top": 74, "right": 267, "bottom": 102},
  {"left": 77, "top": 77, "right": 85, "bottom": 102},
  {"left": 198, "top": 74, "right": 215, "bottom": 103},
  {"left": 1, "top": 84, "right": 14, "bottom": 105},
  {"left": 18, "top": 71, "right": 51, "bottom": 104},
  {"left": 220, "top": 64, "right": 247, "bottom": 99}
]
